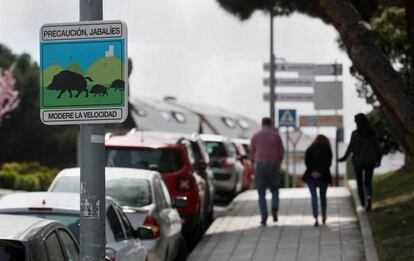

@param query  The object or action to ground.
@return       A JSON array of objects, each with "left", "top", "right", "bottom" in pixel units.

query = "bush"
[{"left": 0, "top": 162, "right": 59, "bottom": 191}]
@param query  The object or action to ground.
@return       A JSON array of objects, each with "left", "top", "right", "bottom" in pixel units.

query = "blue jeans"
[
  {"left": 255, "top": 161, "right": 280, "bottom": 221},
  {"left": 307, "top": 180, "right": 328, "bottom": 219}
]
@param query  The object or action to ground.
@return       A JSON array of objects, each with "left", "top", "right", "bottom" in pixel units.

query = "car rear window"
[
  {"left": 12, "top": 213, "right": 80, "bottom": 242},
  {"left": 51, "top": 176, "right": 152, "bottom": 208},
  {"left": 106, "top": 178, "right": 151, "bottom": 207},
  {"left": 106, "top": 148, "right": 184, "bottom": 173},
  {"left": 205, "top": 141, "right": 228, "bottom": 158},
  {"left": 0, "top": 241, "right": 26, "bottom": 261}
]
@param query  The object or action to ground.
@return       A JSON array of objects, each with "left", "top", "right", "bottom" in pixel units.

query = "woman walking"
[
  {"left": 302, "top": 135, "right": 332, "bottom": 227},
  {"left": 338, "top": 113, "right": 381, "bottom": 211}
]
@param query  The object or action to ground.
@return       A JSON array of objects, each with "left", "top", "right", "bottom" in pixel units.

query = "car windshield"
[
  {"left": 106, "top": 178, "right": 152, "bottom": 207},
  {"left": 205, "top": 141, "right": 227, "bottom": 158},
  {"left": 106, "top": 148, "right": 184, "bottom": 173},
  {"left": 12, "top": 213, "right": 80, "bottom": 242},
  {"left": 0, "top": 241, "right": 25, "bottom": 261},
  {"left": 51, "top": 176, "right": 152, "bottom": 208}
]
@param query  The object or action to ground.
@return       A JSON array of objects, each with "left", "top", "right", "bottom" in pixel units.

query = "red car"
[
  {"left": 105, "top": 131, "right": 208, "bottom": 240},
  {"left": 232, "top": 140, "right": 253, "bottom": 190}
]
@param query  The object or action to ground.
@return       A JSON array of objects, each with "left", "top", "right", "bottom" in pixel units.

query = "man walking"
[{"left": 250, "top": 117, "right": 284, "bottom": 226}]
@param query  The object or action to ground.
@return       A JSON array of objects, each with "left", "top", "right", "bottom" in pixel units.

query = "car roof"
[
  {"left": 57, "top": 167, "right": 159, "bottom": 181},
  {"left": 0, "top": 192, "right": 116, "bottom": 213},
  {"left": 200, "top": 134, "right": 230, "bottom": 142},
  {"left": 106, "top": 130, "right": 189, "bottom": 148},
  {"left": 0, "top": 214, "right": 56, "bottom": 240}
]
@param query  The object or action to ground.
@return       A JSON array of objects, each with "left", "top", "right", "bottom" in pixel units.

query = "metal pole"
[
  {"left": 79, "top": 1, "right": 106, "bottom": 261},
  {"left": 269, "top": 10, "right": 276, "bottom": 127},
  {"left": 335, "top": 127, "right": 340, "bottom": 186},
  {"left": 285, "top": 128, "right": 289, "bottom": 188},
  {"left": 293, "top": 145, "right": 296, "bottom": 188}
]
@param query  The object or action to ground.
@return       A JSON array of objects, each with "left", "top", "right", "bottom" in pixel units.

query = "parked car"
[
  {"left": 48, "top": 167, "right": 186, "bottom": 261},
  {"left": 0, "top": 214, "right": 79, "bottom": 261},
  {"left": 231, "top": 140, "right": 254, "bottom": 190},
  {"left": 105, "top": 130, "right": 208, "bottom": 240},
  {"left": 0, "top": 192, "right": 150, "bottom": 261},
  {"left": 200, "top": 134, "right": 245, "bottom": 198}
]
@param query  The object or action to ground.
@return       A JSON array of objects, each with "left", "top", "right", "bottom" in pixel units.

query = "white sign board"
[
  {"left": 314, "top": 81, "right": 343, "bottom": 110},
  {"left": 40, "top": 20, "right": 128, "bottom": 125},
  {"left": 263, "top": 93, "right": 314, "bottom": 102},
  {"left": 263, "top": 62, "right": 342, "bottom": 76},
  {"left": 263, "top": 77, "right": 314, "bottom": 87}
]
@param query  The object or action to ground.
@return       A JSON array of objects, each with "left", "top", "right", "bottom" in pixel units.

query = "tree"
[
  {"left": 0, "top": 44, "right": 77, "bottom": 168},
  {"left": 0, "top": 64, "right": 19, "bottom": 125},
  {"left": 215, "top": 0, "right": 414, "bottom": 156}
]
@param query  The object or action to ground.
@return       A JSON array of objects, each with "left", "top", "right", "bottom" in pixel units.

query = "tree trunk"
[{"left": 318, "top": 0, "right": 414, "bottom": 156}]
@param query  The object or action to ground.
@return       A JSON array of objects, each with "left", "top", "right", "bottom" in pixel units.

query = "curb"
[{"left": 346, "top": 180, "right": 379, "bottom": 261}]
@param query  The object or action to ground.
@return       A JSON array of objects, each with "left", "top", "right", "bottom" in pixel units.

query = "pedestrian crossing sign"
[{"left": 278, "top": 109, "right": 296, "bottom": 127}]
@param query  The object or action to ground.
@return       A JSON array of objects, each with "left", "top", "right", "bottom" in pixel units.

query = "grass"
[{"left": 369, "top": 161, "right": 414, "bottom": 261}]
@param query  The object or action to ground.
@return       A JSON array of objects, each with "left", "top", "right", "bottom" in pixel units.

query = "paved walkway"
[{"left": 188, "top": 187, "right": 365, "bottom": 261}]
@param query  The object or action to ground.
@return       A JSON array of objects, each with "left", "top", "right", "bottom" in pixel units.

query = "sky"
[{"left": 0, "top": 0, "right": 373, "bottom": 142}]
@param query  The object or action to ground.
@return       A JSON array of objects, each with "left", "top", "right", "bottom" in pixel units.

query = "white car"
[
  {"left": 49, "top": 167, "right": 186, "bottom": 261},
  {"left": 200, "top": 134, "right": 245, "bottom": 197},
  {"left": 0, "top": 192, "right": 149, "bottom": 261}
]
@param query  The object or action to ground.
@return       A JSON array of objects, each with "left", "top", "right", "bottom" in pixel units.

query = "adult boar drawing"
[
  {"left": 110, "top": 79, "right": 125, "bottom": 91},
  {"left": 47, "top": 70, "right": 93, "bottom": 98}
]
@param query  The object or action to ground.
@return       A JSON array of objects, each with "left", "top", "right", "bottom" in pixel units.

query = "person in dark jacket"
[
  {"left": 338, "top": 113, "right": 381, "bottom": 211},
  {"left": 303, "top": 135, "right": 332, "bottom": 227}
]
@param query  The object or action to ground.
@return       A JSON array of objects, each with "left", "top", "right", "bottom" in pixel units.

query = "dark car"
[
  {"left": 0, "top": 214, "right": 79, "bottom": 261},
  {"left": 105, "top": 130, "right": 210, "bottom": 240}
]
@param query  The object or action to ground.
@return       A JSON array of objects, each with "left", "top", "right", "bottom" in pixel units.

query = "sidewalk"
[{"left": 188, "top": 187, "right": 365, "bottom": 261}]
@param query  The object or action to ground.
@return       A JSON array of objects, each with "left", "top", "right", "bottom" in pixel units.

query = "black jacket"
[
  {"left": 342, "top": 130, "right": 381, "bottom": 168},
  {"left": 302, "top": 145, "right": 332, "bottom": 184}
]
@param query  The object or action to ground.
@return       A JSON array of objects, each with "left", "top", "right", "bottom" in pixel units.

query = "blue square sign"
[{"left": 278, "top": 109, "right": 296, "bottom": 127}]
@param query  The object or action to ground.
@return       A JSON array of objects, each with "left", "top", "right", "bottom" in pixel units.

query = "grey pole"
[
  {"left": 269, "top": 10, "right": 276, "bottom": 127},
  {"left": 285, "top": 128, "right": 289, "bottom": 188},
  {"left": 79, "top": 1, "right": 106, "bottom": 261}
]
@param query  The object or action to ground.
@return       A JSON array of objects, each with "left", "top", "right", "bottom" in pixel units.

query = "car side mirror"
[
  {"left": 173, "top": 196, "right": 188, "bottom": 208},
  {"left": 136, "top": 226, "right": 155, "bottom": 240}
]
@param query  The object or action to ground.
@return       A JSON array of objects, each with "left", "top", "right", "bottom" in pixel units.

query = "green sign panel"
[{"left": 40, "top": 20, "right": 128, "bottom": 125}]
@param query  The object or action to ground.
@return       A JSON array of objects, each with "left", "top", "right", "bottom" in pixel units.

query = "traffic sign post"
[
  {"left": 263, "top": 62, "right": 343, "bottom": 76},
  {"left": 264, "top": 93, "right": 314, "bottom": 103},
  {"left": 288, "top": 128, "right": 303, "bottom": 188},
  {"left": 278, "top": 109, "right": 296, "bottom": 128},
  {"left": 263, "top": 77, "right": 314, "bottom": 87},
  {"left": 40, "top": 21, "right": 128, "bottom": 125}
]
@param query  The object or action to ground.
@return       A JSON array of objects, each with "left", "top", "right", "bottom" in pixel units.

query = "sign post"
[
  {"left": 288, "top": 128, "right": 303, "bottom": 188},
  {"left": 40, "top": 1, "right": 128, "bottom": 260},
  {"left": 278, "top": 109, "right": 296, "bottom": 188}
]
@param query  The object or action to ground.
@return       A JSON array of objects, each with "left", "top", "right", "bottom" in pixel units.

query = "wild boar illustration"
[
  {"left": 90, "top": 84, "right": 108, "bottom": 97},
  {"left": 110, "top": 79, "right": 125, "bottom": 91},
  {"left": 47, "top": 70, "right": 93, "bottom": 98}
]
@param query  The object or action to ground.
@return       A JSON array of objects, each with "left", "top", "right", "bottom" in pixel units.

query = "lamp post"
[{"left": 269, "top": 9, "right": 276, "bottom": 127}]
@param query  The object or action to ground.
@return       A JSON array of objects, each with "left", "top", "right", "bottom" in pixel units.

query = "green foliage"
[
  {"left": 370, "top": 162, "right": 414, "bottom": 260},
  {"left": 0, "top": 162, "right": 59, "bottom": 191},
  {"left": 0, "top": 43, "right": 78, "bottom": 168}
]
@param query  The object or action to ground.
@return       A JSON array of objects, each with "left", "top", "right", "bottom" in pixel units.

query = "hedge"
[{"left": 0, "top": 162, "right": 59, "bottom": 191}]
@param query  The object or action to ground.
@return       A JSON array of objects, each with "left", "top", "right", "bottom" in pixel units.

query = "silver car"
[
  {"left": 200, "top": 134, "right": 245, "bottom": 197},
  {"left": 0, "top": 214, "right": 79, "bottom": 260},
  {"left": 0, "top": 192, "right": 149, "bottom": 261},
  {"left": 49, "top": 167, "right": 185, "bottom": 261}
]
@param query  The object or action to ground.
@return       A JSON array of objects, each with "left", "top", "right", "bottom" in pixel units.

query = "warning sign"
[
  {"left": 278, "top": 109, "right": 296, "bottom": 127},
  {"left": 39, "top": 20, "right": 128, "bottom": 125}
]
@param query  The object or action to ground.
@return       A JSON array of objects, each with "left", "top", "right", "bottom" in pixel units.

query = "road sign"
[
  {"left": 264, "top": 93, "right": 314, "bottom": 102},
  {"left": 40, "top": 20, "right": 128, "bottom": 125},
  {"left": 299, "top": 115, "right": 343, "bottom": 127},
  {"left": 288, "top": 128, "right": 303, "bottom": 147},
  {"left": 278, "top": 109, "right": 296, "bottom": 127},
  {"left": 263, "top": 77, "right": 314, "bottom": 87},
  {"left": 314, "top": 81, "right": 343, "bottom": 110},
  {"left": 263, "top": 62, "right": 342, "bottom": 76}
]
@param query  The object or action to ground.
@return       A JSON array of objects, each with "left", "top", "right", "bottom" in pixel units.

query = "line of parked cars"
[{"left": 0, "top": 130, "right": 253, "bottom": 260}]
